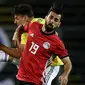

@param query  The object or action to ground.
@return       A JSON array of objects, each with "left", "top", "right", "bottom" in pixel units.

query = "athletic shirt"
[
  {"left": 21, "top": 18, "right": 64, "bottom": 66},
  {"left": 21, "top": 33, "right": 63, "bottom": 66},
  {"left": 17, "top": 22, "right": 68, "bottom": 85}
]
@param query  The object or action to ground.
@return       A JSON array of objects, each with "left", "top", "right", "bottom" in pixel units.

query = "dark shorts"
[{"left": 16, "top": 79, "right": 36, "bottom": 85}]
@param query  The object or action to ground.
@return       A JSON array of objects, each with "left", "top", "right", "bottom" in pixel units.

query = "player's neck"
[{"left": 23, "top": 22, "right": 29, "bottom": 27}]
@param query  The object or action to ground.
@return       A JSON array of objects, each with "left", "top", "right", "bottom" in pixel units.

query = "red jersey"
[{"left": 17, "top": 22, "right": 68, "bottom": 85}]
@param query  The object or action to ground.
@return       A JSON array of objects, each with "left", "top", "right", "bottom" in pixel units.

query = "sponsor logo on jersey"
[{"left": 30, "top": 33, "right": 34, "bottom": 37}]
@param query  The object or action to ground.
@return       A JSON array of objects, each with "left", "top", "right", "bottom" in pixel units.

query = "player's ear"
[
  {"left": 25, "top": 15, "right": 29, "bottom": 21},
  {"left": 45, "top": 16, "right": 47, "bottom": 20},
  {"left": 25, "top": 15, "right": 33, "bottom": 22}
]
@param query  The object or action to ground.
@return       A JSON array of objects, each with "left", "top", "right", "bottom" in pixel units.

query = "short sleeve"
[{"left": 54, "top": 40, "right": 68, "bottom": 59}]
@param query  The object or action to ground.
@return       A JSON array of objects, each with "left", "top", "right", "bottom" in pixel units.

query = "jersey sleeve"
[{"left": 54, "top": 39, "right": 68, "bottom": 59}]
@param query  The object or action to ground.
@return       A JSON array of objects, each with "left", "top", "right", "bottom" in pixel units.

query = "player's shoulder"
[
  {"left": 53, "top": 32, "right": 59, "bottom": 40},
  {"left": 30, "top": 21, "right": 40, "bottom": 26},
  {"left": 53, "top": 34, "right": 65, "bottom": 47},
  {"left": 56, "top": 37, "right": 65, "bottom": 49},
  {"left": 32, "top": 18, "right": 45, "bottom": 24},
  {"left": 30, "top": 21, "right": 43, "bottom": 28}
]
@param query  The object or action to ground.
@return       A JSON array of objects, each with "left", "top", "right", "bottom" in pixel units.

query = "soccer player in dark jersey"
[{"left": 0, "top": 4, "right": 72, "bottom": 85}]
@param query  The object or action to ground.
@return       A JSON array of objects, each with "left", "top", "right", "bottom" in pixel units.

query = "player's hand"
[
  {"left": 12, "top": 25, "right": 22, "bottom": 47},
  {"left": 59, "top": 74, "right": 68, "bottom": 85},
  {"left": 12, "top": 32, "right": 20, "bottom": 47}
]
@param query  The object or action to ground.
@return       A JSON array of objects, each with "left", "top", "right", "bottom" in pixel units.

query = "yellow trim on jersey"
[
  {"left": 21, "top": 18, "right": 64, "bottom": 66},
  {"left": 21, "top": 33, "right": 28, "bottom": 44},
  {"left": 51, "top": 56, "right": 64, "bottom": 66},
  {"left": 32, "top": 18, "right": 45, "bottom": 24}
]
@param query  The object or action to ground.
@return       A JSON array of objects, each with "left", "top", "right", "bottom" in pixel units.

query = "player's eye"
[
  {"left": 49, "top": 15, "right": 53, "bottom": 19},
  {"left": 54, "top": 18, "right": 59, "bottom": 22}
]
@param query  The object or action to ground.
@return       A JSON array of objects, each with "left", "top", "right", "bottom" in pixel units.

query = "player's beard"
[{"left": 45, "top": 23, "right": 57, "bottom": 32}]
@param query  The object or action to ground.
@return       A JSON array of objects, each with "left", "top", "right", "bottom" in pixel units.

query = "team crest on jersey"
[{"left": 43, "top": 42, "right": 50, "bottom": 49}]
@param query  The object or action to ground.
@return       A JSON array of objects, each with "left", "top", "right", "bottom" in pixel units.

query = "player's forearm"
[
  {"left": 15, "top": 25, "right": 25, "bottom": 37},
  {"left": 0, "top": 44, "right": 21, "bottom": 59},
  {"left": 63, "top": 61, "right": 72, "bottom": 76},
  {"left": 15, "top": 25, "right": 24, "bottom": 32},
  {"left": 62, "top": 57, "right": 72, "bottom": 76},
  {"left": 14, "top": 28, "right": 24, "bottom": 42},
  {"left": 13, "top": 25, "right": 25, "bottom": 47}
]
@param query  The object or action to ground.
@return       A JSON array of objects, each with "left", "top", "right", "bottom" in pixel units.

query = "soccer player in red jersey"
[{"left": 0, "top": 4, "right": 72, "bottom": 85}]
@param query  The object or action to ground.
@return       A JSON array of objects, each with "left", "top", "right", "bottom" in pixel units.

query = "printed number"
[{"left": 29, "top": 42, "right": 39, "bottom": 54}]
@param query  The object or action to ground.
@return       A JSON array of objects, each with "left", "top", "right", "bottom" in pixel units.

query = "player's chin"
[{"left": 48, "top": 25, "right": 53, "bottom": 28}]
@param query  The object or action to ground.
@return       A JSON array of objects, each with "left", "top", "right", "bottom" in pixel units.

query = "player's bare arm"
[
  {"left": 0, "top": 43, "right": 22, "bottom": 59},
  {"left": 59, "top": 56, "right": 72, "bottom": 85},
  {"left": 12, "top": 25, "right": 25, "bottom": 47}
]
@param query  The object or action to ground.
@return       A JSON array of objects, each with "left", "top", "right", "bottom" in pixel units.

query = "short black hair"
[
  {"left": 12, "top": 4, "right": 34, "bottom": 17},
  {"left": 48, "top": 4, "right": 63, "bottom": 15}
]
